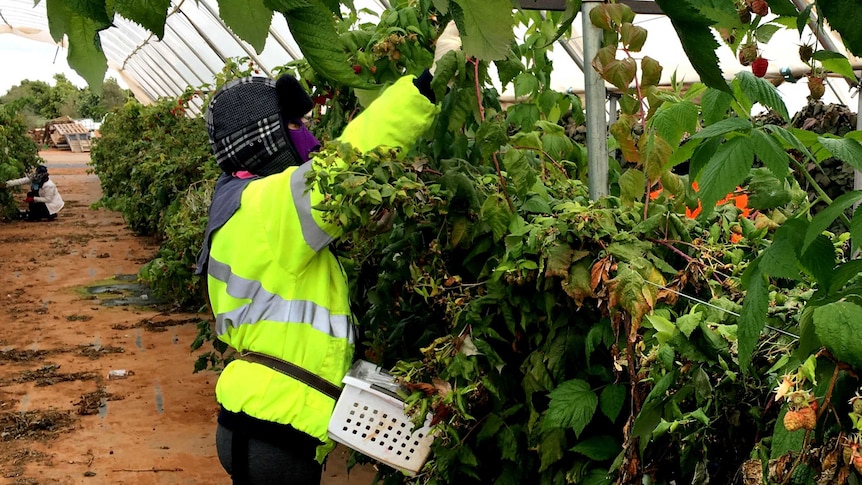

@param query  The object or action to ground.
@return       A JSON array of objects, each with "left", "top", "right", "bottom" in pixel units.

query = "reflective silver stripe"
[
  {"left": 291, "top": 163, "right": 335, "bottom": 251},
  {"left": 209, "top": 258, "right": 354, "bottom": 343}
]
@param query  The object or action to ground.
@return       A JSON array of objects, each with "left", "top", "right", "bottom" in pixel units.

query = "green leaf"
[
  {"left": 765, "top": 0, "right": 800, "bottom": 17},
  {"left": 618, "top": 169, "right": 645, "bottom": 205},
  {"left": 677, "top": 312, "right": 701, "bottom": 338},
  {"left": 814, "top": 302, "right": 862, "bottom": 370},
  {"left": 853, "top": 205, "right": 862, "bottom": 255},
  {"left": 640, "top": 56, "right": 662, "bottom": 88},
  {"left": 830, "top": 259, "right": 862, "bottom": 293},
  {"left": 640, "top": 132, "right": 673, "bottom": 181},
  {"left": 276, "top": 1, "right": 376, "bottom": 89},
  {"left": 114, "top": 0, "right": 171, "bottom": 39},
  {"left": 543, "top": 379, "right": 598, "bottom": 438},
  {"left": 653, "top": 0, "right": 730, "bottom": 93},
  {"left": 747, "top": 168, "right": 791, "bottom": 210},
  {"left": 696, "top": 136, "right": 754, "bottom": 215},
  {"left": 46, "top": 0, "right": 72, "bottom": 43},
  {"left": 755, "top": 23, "right": 782, "bottom": 44},
  {"left": 665, "top": 137, "right": 700, "bottom": 172},
  {"left": 571, "top": 435, "right": 621, "bottom": 461},
  {"left": 476, "top": 120, "right": 508, "bottom": 160},
  {"left": 750, "top": 129, "right": 790, "bottom": 177},
  {"left": 600, "top": 384, "right": 626, "bottom": 422},
  {"left": 700, "top": 88, "right": 733, "bottom": 126},
  {"left": 759, "top": 223, "right": 802, "bottom": 280},
  {"left": 502, "top": 149, "right": 537, "bottom": 198},
  {"left": 818, "top": 0, "right": 862, "bottom": 59},
  {"left": 66, "top": 0, "right": 111, "bottom": 25},
  {"left": 522, "top": 196, "right": 551, "bottom": 214},
  {"left": 739, "top": 266, "right": 768, "bottom": 373},
  {"left": 496, "top": 58, "right": 527, "bottom": 88},
  {"left": 66, "top": 13, "right": 110, "bottom": 93},
  {"left": 690, "top": 117, "right": 752, "bottom": 140},
  {"left": 734, "top": 71, "right": 790, "bottom": 121},
  {"left": 695, "top": 0, "right": 741, "bottom": 25},
  {"left": 620, "top": 23, "right": 647, "bottom": 52},
  {"left": 480, "top": 193, "right": 511, "bottom": 241},
  {"left": 803, "top": 191, "right": 862, "bottom": 252},
  {"left": 817, "top": 136, "right": 862, "bottom": 172},
  {"left": 604, "top": 57, "right": 638, "bottom": 92},
  {"left": 513, "top": 72, "right": 539, "bottom": 98},
  {"left": 218, "top": 0, "right": 274, "bottom": 53},
  {"left": 800, "top": 234, "right": 835, "bottom": 289},
  {"left": 649, "top": 100, "right": 698, "bottom": 148},
  {"left": 46, "top": 0, "right": 110, "bottom": 92},
  {"left": 431, "top": 50, "right": 462, "bottom": 101},
  {"left": 538, "top": 428, "right": 566, "bottom": 473},
  {"left": 631, "top": 370, "right": 676, "bottom": 448},
  {"left": 452, "top": 0, "right": 514, "bottom": 61},
  {"left": 812, "top": 50, "right": 858, "bottom": 82}
]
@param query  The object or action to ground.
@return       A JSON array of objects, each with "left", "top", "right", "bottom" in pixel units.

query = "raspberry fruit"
[
  {"left": 738, "top": 6, "right": 751, "bottom": 24},
  {"left": 808, "top": 75, "right": 825, "bottom": 100},
  {"left": 738, "top": 43, "right": 758, "bottom": 66},
  {"left": 352, "top": 64, "right": 362, "bottom": 74},
  {"left": 799, "top": 44, "right": 814, "bottom": 63},
  {"left": 797, "top": 405, "right": 816, "bottom": 430},
  {"left": 750, "top": 0, "right": 769, "bottom": 17},
  {"left": 751, "top": 57, "right": 768, "bottom": 77},
  {"left": 783, "top": 409, "right": 804, "bottom": 431}
]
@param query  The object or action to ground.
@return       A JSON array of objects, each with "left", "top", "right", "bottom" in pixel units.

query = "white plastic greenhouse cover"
[{"left": 0, "top": 0, "right": 860, "bottom": 115}]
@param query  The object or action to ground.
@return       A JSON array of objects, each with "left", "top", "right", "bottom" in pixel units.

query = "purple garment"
[{"left": 288, "top": 124, "right": 321, "bottom": 162}]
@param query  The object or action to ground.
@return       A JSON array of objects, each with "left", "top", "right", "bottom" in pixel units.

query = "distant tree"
[
  {"left": 0, "top": 80, "right": 53, "bottom": 128},
  {"left": 43, "top": 74, "right": 79, "bottom": 119},
  {"left": 77, "top": 78, "right": 129, "bottom": 120}
]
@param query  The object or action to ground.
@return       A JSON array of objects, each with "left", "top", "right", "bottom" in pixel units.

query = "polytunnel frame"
[{"left": 1, "top": 0, "right": 861, "bottom": 195}]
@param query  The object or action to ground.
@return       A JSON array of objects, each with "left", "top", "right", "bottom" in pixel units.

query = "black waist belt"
[{"left": 238, "top": 351, "right": 342, "bottom": 401}]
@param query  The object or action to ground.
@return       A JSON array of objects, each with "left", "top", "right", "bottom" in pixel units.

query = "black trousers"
[
  {"left": 26, "top": 190, "right": 51, "bottom": 221},
  {"left": 216, "top": 424, "right": 323, "bottom": 485},
  {"left": 27, "top": 202, "right": 51, "bottom": 220}
]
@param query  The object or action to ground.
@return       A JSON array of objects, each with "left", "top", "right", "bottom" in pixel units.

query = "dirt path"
[{"left": 0, "top": 150, "right": 376, "bottom": 484}]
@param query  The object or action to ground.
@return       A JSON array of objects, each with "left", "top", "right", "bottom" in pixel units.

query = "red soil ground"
[{"left": 0, "top": 150, "right": 376, "bottom": 484}]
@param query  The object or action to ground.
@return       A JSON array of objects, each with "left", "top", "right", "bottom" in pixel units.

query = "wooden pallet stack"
[{"left": 47, "top": 121, "right": 92, "bottom": 152}]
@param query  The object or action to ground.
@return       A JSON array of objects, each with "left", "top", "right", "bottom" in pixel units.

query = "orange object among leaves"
[{"left": 682, "top": 182, "right": 750, "bottom": 219}]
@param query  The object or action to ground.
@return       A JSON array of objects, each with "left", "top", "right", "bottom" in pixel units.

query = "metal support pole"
[
  {"left": 582, "top": 0, "right": 608, "bottom": 200},
  {"left": 856, "top": 90, "right": 862, "bottom": 193},
  {"left": 608, "top": 93, "right": 619, "bottom": 161}
]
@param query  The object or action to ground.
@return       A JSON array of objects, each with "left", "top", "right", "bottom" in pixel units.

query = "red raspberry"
[
  {"left": 751, "top": 57, "right": 768, "bottom": 77},
  {"left": 352, "top": 64, "right": 362, "bottom": 74},
  {"left": 750, "top": 0, "right": 769, "bottom": 17}
]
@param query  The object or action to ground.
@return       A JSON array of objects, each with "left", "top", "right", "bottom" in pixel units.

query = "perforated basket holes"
[{"left": 341, "top": 402, "right": 426, "bottom": 460}]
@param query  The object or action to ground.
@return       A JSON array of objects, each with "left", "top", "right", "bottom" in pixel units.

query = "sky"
[{"left": 0, "top": 34, "right": 119, "bottom": 95}]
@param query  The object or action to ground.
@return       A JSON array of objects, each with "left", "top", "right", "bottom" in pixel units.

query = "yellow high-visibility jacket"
[{"left": 205, "top": 76, "right": 438, "bottom": 461}]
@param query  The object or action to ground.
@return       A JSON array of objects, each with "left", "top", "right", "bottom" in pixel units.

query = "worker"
[
  {"left": 195, "top": 22, "right": 461, "bottom": 485},
  {"left": 1, "top": 165, "right": 65, "bottom": 221}
]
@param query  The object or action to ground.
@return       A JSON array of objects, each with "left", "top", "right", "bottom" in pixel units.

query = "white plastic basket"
[{"left": 328, "top": 360, "right": 435, "bottom": 476}]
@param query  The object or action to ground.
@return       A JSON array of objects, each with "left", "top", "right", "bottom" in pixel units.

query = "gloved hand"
[
  {"left": 430, "top": 21, "right": 462, "bottom": 76},
  {"left": 25, "top": 196, "right": 34, "bottom": 203}
]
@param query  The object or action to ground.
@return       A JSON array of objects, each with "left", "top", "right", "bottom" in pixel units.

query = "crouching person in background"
[{"left": 1, "top": 165, "right": 65, "bottom": 221}]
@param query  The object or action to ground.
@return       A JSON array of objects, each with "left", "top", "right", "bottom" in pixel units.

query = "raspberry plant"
[
  {"left": 0, "top": 105, "right": 43, "bottom": 219},
  {"left": 58, "top": 0, "right": 862, "bottom": 483}
]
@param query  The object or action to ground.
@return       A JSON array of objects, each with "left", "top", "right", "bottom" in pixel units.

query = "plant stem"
[{"left": 791, "top": 158, "right": 852, "bottom": 229}]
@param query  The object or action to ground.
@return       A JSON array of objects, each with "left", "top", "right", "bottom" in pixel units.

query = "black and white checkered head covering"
[{"left": 206, "top": 76, "right": 311, "bottom": 177}]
